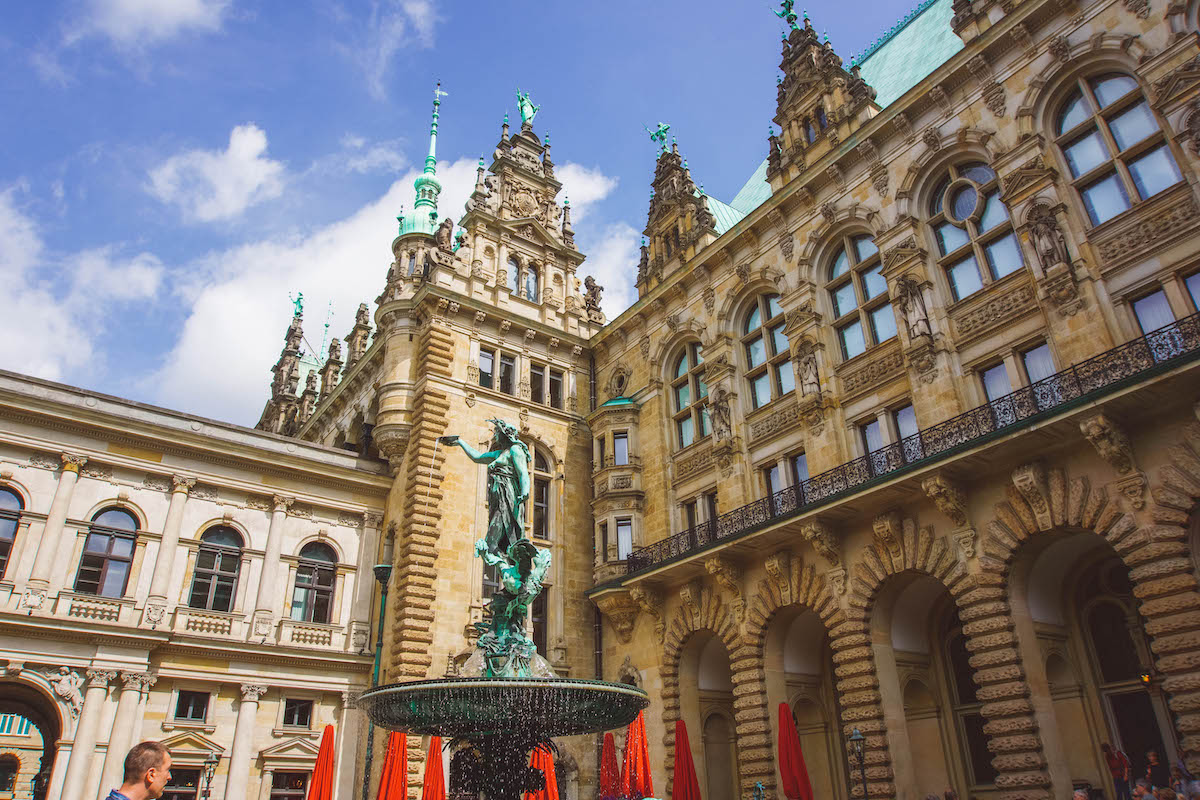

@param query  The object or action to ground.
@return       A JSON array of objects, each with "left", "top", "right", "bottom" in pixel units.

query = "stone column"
[
  {"left": 225, "top": 684, "right": 267, "bottom": 800},
  {"left": 252, "top": 496, "right": 292, "bottom": 638},
  {"left": 350, "top": 513, "right": 382, "bottom": 652},
  {"left": 336, "top": 692, "right": 359, "bottom": 800},
  {"left": 24, "top": 454, "right": 86, "bottom": 609},
  {"left": 145, "top": 476, "right": 195, "bottom": 626},
  {"left": 97, "top": 671, "right": 156, "bottom": 799},
  {"left": 60, "top": 669, "right": 114, "bottom": 800}
]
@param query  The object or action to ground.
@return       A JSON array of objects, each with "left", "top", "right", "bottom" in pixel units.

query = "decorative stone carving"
[
  {"left": 1124, "top": 0, "right": 1150, "bottom": 18},
  {"left": 678, "top": 581, "right": 703, "bottom": 618},
  {"left": 780, "top": 233, "right": 795, "bottom": 262},
  {"left": 675, "top": 445, "right": 714, "bottom": 481},
  {"left": 796, "top": 342, "right": 820, "bottom": 396},
  {"left": 28, "top": 453, "right": 59, "bottom": 470},
  {"left": 142, "top": 476, "right": 171, "bottom": 492},
  {"left": 820, "top": 203, "right": 837, "bottom": 226},
  {"left": 1095, "top": 194, "right": 1199, "bottom": 265},
  {"left": 240, "top": 684, "right": 269, "bottom": 702},
  {"left": 1012, "top": 461, "right": 1052, "bottom": 530},
  {"left": 710, "top": 386, "right": 733, "bottom": 442},
  {"left": 1028, "top": 203, "right": 1071, "bottom": 270},
  {"left": 596, "top": 594, "right": 639, "bottom": 644},
  {"left": 704, "top": 555, "right": 743, "bottom": 620},
  {"left": 1049, "top": 35, "right": 1071, "bottom": 63},
  {"left": 825, "top": 566, "right": 847, "bottom": 596},
  {"left": 923, "top": 473, "right": 969, "bottom": 527},
  {"left": 764, "top": 551, "right": 791, "bottom": 606},
  {"left": 953, "top": 528, "right": 978, "bottom": 558},
  {"left": 46, "top": 667, "right": 85, "bottom": 717},
  {"left": 840, "top": 346, "right": 904, "bottom": 397},
  {"left": 922, "top": 128, "right": 941, "bottom": 151},
  {"left": 749, "top": 400, "right": 799, "bottom": 443},
  {"left": 955, "top": 283, "right": 1037, "bottom": 338},
  {"left": 1113, "top": 472, "right": 1148, "bottom": 510},
  {"left": 629, "top": 586, "right": 664, "bottom": 643},
  {"left": 894, "top": 275, "right": 931, "bottom": 339},
  {"left": 872, "top": 511, "right": 902, "bottom": 552},
  {"left": 801, "top": 519, "right": 839, "bottom": 566},
  {"left": 1080, "top": 413, "right": 1135, "bottom": 474}
]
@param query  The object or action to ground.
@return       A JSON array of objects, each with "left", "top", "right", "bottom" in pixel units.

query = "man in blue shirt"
[{"left": 105, "top": 741, "right": 172, "bottom": 800}]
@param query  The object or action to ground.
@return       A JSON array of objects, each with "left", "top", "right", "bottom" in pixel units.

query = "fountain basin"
[{"left": 358, "top": 677, "right": 649, "bottom": 739}]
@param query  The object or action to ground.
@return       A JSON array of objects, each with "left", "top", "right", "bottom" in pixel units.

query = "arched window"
[
  {"left": 507, "top": 256, "right": 521, "bottom": 294},
  {"left": 1087, "top": 600, "right": 1143, "bottom": 683},
  {"left": 804, "top": 119, "right": 816, "bottom": 145},
  {"left": 928, "top": 162, "right": 1023, "bottom": 301},
  {"left": 1055, "top": 72, "right": 1181, "bottom": 226},
  {"left": 291, "top": 542, "right": 336, "bottom": 624},
  {"left": 0, "top": 487, "right": 22, "bottom": 579},
  {"left": 816, "top": 106, "right": 828, "bottom": 130},
  {"left": 531, "top": 450, "right": 552, "bottom": 540},
  {"left": 826, "top": 233, "right": 893, "bottom": 360},
  {"left": 407, "top": 252, "right": 417, "bottom": 276},
  {"left": 525, "top": 264, "right": 540, "bottom": 302},
  {"left": 671, "top": 343, "right": 709, "bottom": 449},
  {"left": 75, "top": 507, "right": 138, "bottom": 598},
  {"left": 189, "top": 526, "right": 243, "bottom": 612},
  {"left": 743, "top": 294, "right": 794, "bottom": 409}
]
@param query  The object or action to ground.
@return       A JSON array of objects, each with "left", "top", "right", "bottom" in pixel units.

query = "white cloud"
[
  {"left": 556, "top": 163, "right": 618, "bottom": 223},
  {"left": 0, "top": 188, "right": 163, "bottom": 382},
  {"left": 69, "top": 0, "right": 230, "bottom": 48},
  {"left": 148, "top": 124, "right": 286, "bottom": 223},
  {"left": 347, "top": 0, "right": 440, "bottom": 100},
  {"left": 321, "top": 135, "right": 408, "bottom": 175},
  {"left": 148, "top": 157, "right": 478, "bottom": 423},
  {"left": 578, "top": 222, "right": 641, "bottom": 321}
]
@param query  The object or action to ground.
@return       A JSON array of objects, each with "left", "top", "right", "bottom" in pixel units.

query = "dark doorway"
[{"left": 1109, "top": 690, "right": 1168, "bottom": 782}]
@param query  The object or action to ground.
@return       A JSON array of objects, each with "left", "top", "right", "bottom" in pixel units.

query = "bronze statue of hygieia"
[{"left": 440, "top": 419, "right": 551, "bottom": 678}]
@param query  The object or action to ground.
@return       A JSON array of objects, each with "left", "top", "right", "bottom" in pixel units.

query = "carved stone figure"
[
  {"left": 710, "top": 386, "right": 733, "bottom": 442},
  {"left": 895, "top": 276, "right": 932, "bottom": 339},
  {"left": 798, "top": 348, "right": 820, "bottom": 395},
  {"left": 436, "top": 218, "right": 454, "bottom": 252},
  {"left": 355, "top": 302, "right": 370, "bottom": 326},
  {"left": 1028, "top": 205, "right": 1070, "bottom": 269},
  {"left": 516, "top": 90, "right": 540, "bottom": 127},
  {"left": 583, "top": 276, "right": 603, "bottom": 311},
  {"left": 46, "top": 667, "right": 84, "bottom": 717}
]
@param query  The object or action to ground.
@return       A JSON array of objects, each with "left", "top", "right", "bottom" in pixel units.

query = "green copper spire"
[{"left": 400, "top": 83, "right": 446, "bottom": 237}]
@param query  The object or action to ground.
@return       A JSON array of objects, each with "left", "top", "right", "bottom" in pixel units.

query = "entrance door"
[{"left": 1108, "top": 691, "right": 1168, "bottom": 782}]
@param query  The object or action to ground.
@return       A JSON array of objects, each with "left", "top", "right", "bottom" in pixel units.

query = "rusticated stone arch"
[
  {"left": 660, "top": 585, "right": 742, "bottom": 799},
  {"left": 840, "top": 516, "right": 975, "bottom": 800},
  {"left": 739, "top": 552, "right": 842, "bottom": 800}
]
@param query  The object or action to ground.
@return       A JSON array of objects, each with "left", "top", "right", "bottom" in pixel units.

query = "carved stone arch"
[
  {"left": 293, "top": 533, "right": 345, "bottom": 563},
  {"left": 659, "top": 586, "right": 743, "bottom": 799},
  {"left": 81, "top": 498, "right": 150, "bottom": 531},
  {"left": 0, "top": 477, "right": 32, "bottom": 508},
  {"left": 1015, "top": 39, "right": 1151, "bottom": 140},
  {"left": 651, "top": 328, "right": 705, "bottom": 381},
  {"left": 895, "top": 129, "right": 1000, "bottom": 218},
  {"left": 808, "top": 218, "right": 886, "bottom": 290},
  {"left": 716, "top": 277, "right": 786, "bottom": 339},
  {"left": 194, "top": 518, "right": 252, "bottom": 548}
]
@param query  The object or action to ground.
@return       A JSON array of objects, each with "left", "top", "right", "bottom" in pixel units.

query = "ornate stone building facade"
[{"left": 5, "top": 0, "right": 1200, "bottom": 799}]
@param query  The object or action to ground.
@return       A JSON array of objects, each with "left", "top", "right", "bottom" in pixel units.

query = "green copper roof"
[
  {"left": 857, "top": 0, "right": 962, "bottom": 108},
  {"left": 705, "top": 193, "right": 746, "bottom": 236},
  {"left": 600, "top": 396, "right": 637, "bottom": 407},
  {"left": 730, "top": 159, "right": 772, "bottom": 215}
]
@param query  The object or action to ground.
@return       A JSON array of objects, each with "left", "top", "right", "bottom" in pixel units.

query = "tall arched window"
[
  {"left": 525, "top": 264, "right": 540, "bottom": 302},
  {"left": 826, "top": 234, "right": 893, "bottom": 360},
  {"left": 816, "top": 106, "right": 828, "bottom": 130},
  {"left": 531, "top": 450, "right": 552, "bottom": 540},
  {"left": 291, "top": 542, "right": 336, "bottom": 624},
  {"left": 407, "top": 251, "right": 417, "bottom": 276},
  {"left": 75, "top": 507, "right": 138, "bottom": 598},
  {"left": 1055, "top": 72, "right": 1181, "bottom": 226},
  {"left": 0, "top": 487, "right": 22, "bottom": 579},
  {"left": 507, "top": 256, "right": 521, "bottom": 294},
  {"left": 189, "top": 526, "right": 243, "bottom": 612},
  {"left": 804, "top": 119, "right": 817, "bottom": 145},
  {"left": 928, "top": 162, "right": 1023, "bottom": 301},
  {"left": 671, "top": 343, "right": 709, "bottom": 449},
  {"left": 743, "top": 294, "right": 793, "bottom": 409}
]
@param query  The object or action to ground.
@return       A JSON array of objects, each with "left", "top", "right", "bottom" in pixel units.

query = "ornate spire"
[{"left": 412, "top": 82, "right": 447, "bottom": 219}]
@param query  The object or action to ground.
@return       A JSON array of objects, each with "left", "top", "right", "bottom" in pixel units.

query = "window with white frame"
[
  {"left": 0, "top": 487, "right": 21, "bottom": 580},
  {"left": 615, "top": 518, "right": 633, "bottom": 561},
  {"left": 75, "top": 507, "right": 138, "bottom": 598},
  {"left": 928, "top": 162, "right": 1022, "bottom": 301},
  {"left": 290, "top": 543, "right": 336, "bottom": 624},
  {"left": 743, "top": 294, "right": 794, "bottom": 408}
]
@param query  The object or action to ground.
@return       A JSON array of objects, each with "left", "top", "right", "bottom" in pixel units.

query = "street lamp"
[
  {"left": 360, "top": 534, "right": 394, "bottom": 800},
  {"left": 848, "top": 728, "right": 869, "bottom": 800},
  {"left": 201, "top": 751, "right": 219, "bottom": 800}
]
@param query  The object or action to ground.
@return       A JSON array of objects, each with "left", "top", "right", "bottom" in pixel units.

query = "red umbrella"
[
  {"left": 671, "top": 720, "right": 701, "bottom": 800},
  {"left": 600, "top": 733, "right": 620, "bottom": 800},
  {"left": 776, "top": 703, "right": 814, "bottom": 800},
  {"left": 421, "top": 736, "right": 445, "bottom": 800},
  {"left": 524, "top": 744, "right": 560, "bottom": 800},
  {"left": 306, "top": 725, "right": 336, "bottom": 800},
  {"left": 620, "top": 711, "right": 653, "bottom": 800},
  {"left": 377, "top": 731, "right": 408, "bottom": 800}
]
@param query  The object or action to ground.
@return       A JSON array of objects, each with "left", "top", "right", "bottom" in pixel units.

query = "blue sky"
[{"left": 0, "top": 0, "right": 919, "bottom": 425}]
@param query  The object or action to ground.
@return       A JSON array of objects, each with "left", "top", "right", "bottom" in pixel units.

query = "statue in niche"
[
  {"left": 710, "top": 386, "right": 733, "bottom": 442},
  {"left": 1029, "top": 205, "right": 1070, "bottom": 269},
  {"left": 436, "top": 218, "right": 455, "bottom": 252},
  {"left": 895, "top": 275, "right": 931, "bottom": 339},
  {"left": 798, "top": 347, "right": 820, "bottom": 396},
  {"left": 583, "top": 276, "right": 604, "bottom": 311}
]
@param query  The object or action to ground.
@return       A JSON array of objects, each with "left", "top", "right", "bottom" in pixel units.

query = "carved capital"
[
  {"left": 60, "top": 453, "right": 88, "bottom": 473},
  {"left": 678, "top": 580, "right": 704, "bottom": 618},
  {"left": 86, "top": 669, "right": 117, "bottom": 688},
  {"left": 1012, "top": 461, "right": 1052, "bottom": 530},
  {"left": 953, "top": 528, "right": 978, "bottom": 559},
  {"left": 240, "top": 684, "right": 269, "bottom": 702},
  {"left": 801, "top": 519, "right": 840, "bottom": 566},
  {"left": 1080, "top": 413, "right": 1136, "bottom": 475},
  {"left": 922, "top": 473, "right": 969, "bottom": 527},
  {"left": 171, "top": 474, "right": 197, "bottom": 493},
  {"left": 872, "top": 511, "right": 902, "bottom": 552},
  {"left": 704, "top": 555, "right": 743, "bottom": 620},
  {"left": 121, "top": 671, "right": 157, "bottom": 693},
  {"left": 1113, "top": 471, "right": 1148, "bottom": 510},
  {"left": 763, "top": 551, "right": 792, "bottom": 606},
  {"left": 825, "top": 567, "right": 847, "bottom": 596},
  {"left": 272, "top": 495, "right": 294, "bottom": 513}
]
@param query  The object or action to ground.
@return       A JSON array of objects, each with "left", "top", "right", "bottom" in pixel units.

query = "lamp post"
[
  {"left": 848, "top": 727, "right": 869, "bottom": 800},
  {"left": 201, "top": 751, "right": 218, "bottom": 800},
  {"left": 360, "top": 553, "right": 393, "bottom": 800}
]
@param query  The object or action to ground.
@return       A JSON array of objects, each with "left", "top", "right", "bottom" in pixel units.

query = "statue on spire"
[
  {"left": 515, "top": 90, "right": 539, "bottom": 127},
  {"left": 645, "top": 122, "right": 671, "bottom": 151},
  {"left": 773, "top": 0, "right": 799, "bottom": 29}
]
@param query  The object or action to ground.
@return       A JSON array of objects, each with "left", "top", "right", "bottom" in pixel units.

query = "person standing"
[
  {"left": 1104, "top": 742, "right": 1134, "bottom": 800},
  {"left": 1149, "top": 750, "right": 1172, "bottom": 790},
  {"left": 105, "top": 741, "right": 172, "bottom": 800}
]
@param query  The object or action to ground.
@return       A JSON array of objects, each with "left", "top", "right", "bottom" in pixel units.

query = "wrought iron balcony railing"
[{"left": 625, "top": 313, "right": 1200, "bottom": 575}]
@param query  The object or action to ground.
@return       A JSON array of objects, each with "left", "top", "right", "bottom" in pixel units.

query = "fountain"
[{"left": 357, "top": 419, "right": 649, "bottom": 799}]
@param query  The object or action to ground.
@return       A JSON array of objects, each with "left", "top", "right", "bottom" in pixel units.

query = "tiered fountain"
[{"left": 358, "top": 419, "right": 648, "bottom": 800}]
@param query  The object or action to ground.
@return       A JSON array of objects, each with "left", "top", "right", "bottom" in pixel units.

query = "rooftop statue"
[
  {"left": 440, "top": 419, "right": 550, "bottom": 678},
  {"left": 645, "top": 122, "right": 671, "bottom": 149},
  {"left": 516, "top": 90, "right": 540, "bottom": 127},
  {"left": 773, "top": 0, "right": 799, "bottom": 29},
  {"left": 291, "top": 292, "right": 304, "bottom": 317}
]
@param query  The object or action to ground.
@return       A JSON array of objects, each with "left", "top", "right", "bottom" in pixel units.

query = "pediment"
[
  {"left": 1154, "top": 55, "right": 1200, "bottom": 106},
  {"left": 260, "top": 735, "right": 322, "bottom": 760},
  {"left": 160, "top": 731, "right": 226, "bottom": 755},
  {"left": 497, "top": 218, "right": 562, "bottom": 249},
  {"left": 999, "top": 156, "right": 1058, "bottom": 205}
]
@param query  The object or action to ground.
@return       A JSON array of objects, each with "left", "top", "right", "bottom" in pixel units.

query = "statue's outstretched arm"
[{"left": 441, "top": 436, "right": 499, "bottom": 464}]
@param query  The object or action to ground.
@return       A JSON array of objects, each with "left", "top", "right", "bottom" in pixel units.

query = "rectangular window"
[
  {"left": 947, "top": 256, "right": 984, "bottom": 300},
  {"left": 164, "top": 768, "right": 201, "bottom": 800},
  {"left": 683, "top": 500, "right": 698, "bottom": 532},
  {"left": 705, "top": 492, "right": 719, "bottom": 525},
  {"left": 677, "top": 416, "right": 695, "bottom": 448},
  {"left": 860, "top": 419, "right": 884, "bottom": 454},
  {"left": 282, "top": 698, "right": 313, "bottom": 728},
  {"left": 270, "top": 773, "right": 310, "bottom": 800},
  {"left": 764, "top": 463, "right": 783, "bottom": 497},
  {"left": 1021, "top": 343, "right": 1056, "bottom": 383},
  {"left": 548, "top": 369, "right": 563, "bottom": 409},
  {"left": 893, "top": 404, "right": 918, "bottom": 441},
  {"left": 533, "top": 477, "right": 550, "bottom": 540},
  {"left": 616, "top": 518, "right": 633, "bottom": 561},
  {"left": 838, "top": 320, "right": 867, "bottom": 360},
  {"left": 482, "top": 562, "right": 500, "bottom": 598},
  {"left": 613, "top": 433, "right": 629, "bottom": 466},
  {"left": 869, "top": 304, "right": 897, "bottom": 343},
  {"left": 75, "top": 531, "right": 135, "bottom": 598},
  {"left": 174, "top": 691, "right": 209, "bottom": 722},
  {"left": 478, "top": 349, "right": 495, "bottom": 389},
  {"left": 981, "top": 363, "right": 1012, "bottom": 402},
  {"left": 791, "top": 453, "right": 809, "bottom": 485},
  {"left": 499, "top": 354, "right": 516, "bottom": 395},
  {"left": 532, "top": 591, "right": 547, "bottom": 656},
  {"left": 1133, "top": 289, "right": 1175, "bottom": 334},
  {"left": 1185, "top": 272, "right": 1200, "bottom": 311},
  {"left": 0, "top": 715, "right": 30, "bottom": 736},
  {"left": 530, "top": 364, "right": 545, "bottom": 404},
  {"left": 750, "top": 372, "right": 772, "bottom": 409},
  {"left": 290, "top": 562, "right": 334, "bottom": 624}
]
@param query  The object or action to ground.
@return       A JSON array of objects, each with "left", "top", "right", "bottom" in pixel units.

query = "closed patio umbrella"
[
  {"left": 620, "top": 711, "right": 653, "bottom": 800},
  {"left": 377, "top": 731, "right": 408, "bottom": 800},
  {"left": 306, "top": 725, "right": 336, "bottom": 800},
  {"left": 671, "top": 720, "right": 701, "bottom": 800},
  {"left": 600, "top": 733, "right": 620, "bottom": 800},
  {"left": 421, "top": 736, "right": 446, "bottom": 800},
  {"left": 524, "top": 744, "right": 560, "bottom": 800},
  {"left": 776, "top": 703, "right": 813, "bottom": 800}
]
